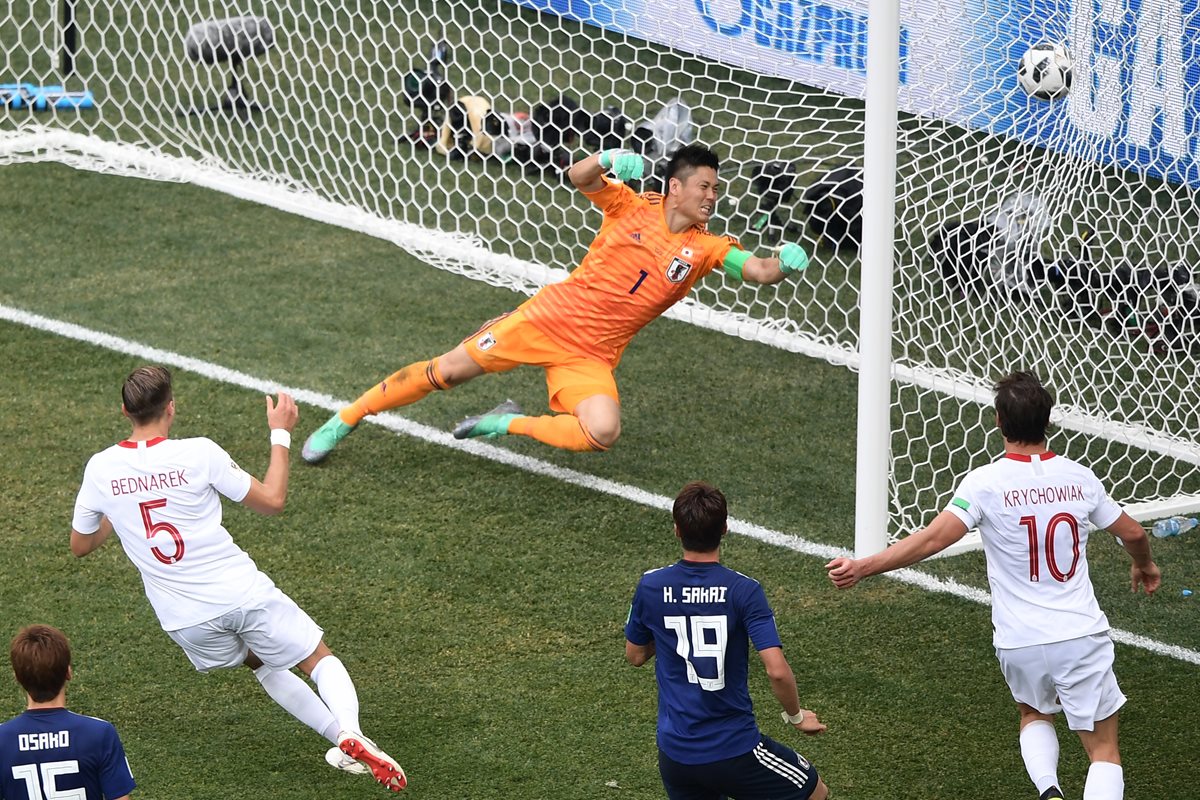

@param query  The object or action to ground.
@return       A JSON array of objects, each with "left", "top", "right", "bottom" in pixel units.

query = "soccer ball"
[{"left": 1017, "top": 42, "right": 1072, "bottom": 101}]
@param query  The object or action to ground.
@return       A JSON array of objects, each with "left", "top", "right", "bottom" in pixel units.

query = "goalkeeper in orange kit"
[{"left": 301, "top": 143, "right": 809, "bottom": 460}]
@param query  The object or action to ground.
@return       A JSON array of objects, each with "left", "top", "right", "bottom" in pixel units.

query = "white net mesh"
[{"left": 4, "top": 0, "right": 1199, "bottom": 538}]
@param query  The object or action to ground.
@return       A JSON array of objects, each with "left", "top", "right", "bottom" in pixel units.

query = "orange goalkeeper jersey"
[{"left": 521, "top": 177, "right": 741, "bottom": 367}]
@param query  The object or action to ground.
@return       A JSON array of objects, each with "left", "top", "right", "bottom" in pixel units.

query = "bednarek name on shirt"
[
  {"left": 110, "top": 469, "right": 188, "bottom": 496},
  {"left": 662, "top": 586, "right": 728, "bottom": 603},
  {"left": 1003, "top": 484, "right": 1085, "bottom": 508},
  {"left": 18, "top": 731, "right": 70, "bottom": 751}
]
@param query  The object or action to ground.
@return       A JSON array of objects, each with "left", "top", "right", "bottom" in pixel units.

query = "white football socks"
[
  {"left": 1019, "top": 720, "right": 1061, "bottom": 795},
  {"left": 1083, "top": 761, "right": 1124, "bottom": 800},
  {"left": 254, "top": 665, "right": 340, "bottom": 743},
  {"left": 309, "top": 655, "right": 362, "bottom": 736}
]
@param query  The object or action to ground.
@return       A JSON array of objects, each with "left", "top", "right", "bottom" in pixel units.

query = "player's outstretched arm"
[
  {"left": 826, "top": 511, "right": 969, "bottom": 588},
  {"left": 760, "top": 647, "right": 826, "bottom": 735},
  {"left": 1105, "top": 512, "right": 1161, "bottom": 594},
  {"left": 728, "top": 244, "right": 809, "bottom": 285},
  {"left": 70, "top": 515, "right": 114, "bottom": 557},
  {"left": 569, "top": 150, "right": 645, "bottom": 192},
  {"left": 240, "top": 393, "right": 298, "bottom": 516}
]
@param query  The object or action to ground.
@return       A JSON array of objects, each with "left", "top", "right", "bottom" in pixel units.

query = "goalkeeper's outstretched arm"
[
  {"left": 570, "top": 149, "right": 646, "bottom": 193},
  {"left": 569, "top": 152, "right": 607, "bottom": 193},
  {"left": 725, "top": 243, "right": 810, "bottom": 285}
]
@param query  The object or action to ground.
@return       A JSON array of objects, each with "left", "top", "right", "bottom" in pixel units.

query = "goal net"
[{"left": 3, "top": 0, "right": 1198, "bottom": 541}]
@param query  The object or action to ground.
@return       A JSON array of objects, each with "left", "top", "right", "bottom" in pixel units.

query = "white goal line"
[{"left": 2, "top": 302, "right": 1197, "bottom": 667}]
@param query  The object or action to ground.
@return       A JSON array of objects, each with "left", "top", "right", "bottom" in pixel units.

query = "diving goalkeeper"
[{"left": 302, "top": 143, "right": 809, "bottom": 460}]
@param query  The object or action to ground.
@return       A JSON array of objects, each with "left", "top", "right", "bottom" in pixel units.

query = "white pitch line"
[{"left": 4, "top": 302, "right": 1198, "bottom": 667}]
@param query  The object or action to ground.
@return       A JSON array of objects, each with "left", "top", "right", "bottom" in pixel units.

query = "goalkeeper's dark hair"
[
  {"left": 673, "top": 481, "right": 727, "bottom": 553},
  {"left": 665, "top": 144, "right": 720, "bottom": 186},
  {"left": 993, "top": 370, "right": 1053, "bottom": 445},
  {"left": 122, "top": 365, "right": 173, "bottom": 425}
]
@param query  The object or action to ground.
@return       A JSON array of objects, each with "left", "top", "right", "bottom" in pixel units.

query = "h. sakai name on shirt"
[
  {"left": 1003, "top": 484, "right": 1085, "bottom": 508},
  {"left": 663, "top": 586, "right": 727, "bottom": 603},
  {"left": 110, "top": 469, "right": 188, "bottom": 496}
]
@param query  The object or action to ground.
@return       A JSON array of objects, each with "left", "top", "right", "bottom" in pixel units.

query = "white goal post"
[{"left": 3, "top": 0, "right": 1199, "bottom": 555}]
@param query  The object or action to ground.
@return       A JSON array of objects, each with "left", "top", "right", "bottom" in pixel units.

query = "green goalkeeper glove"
[
  {"left": 777, "top": 243, "right": 809, "bottom": 275},
  {"left": 599, "top": 149, "right": 645, "bottom": 181}
]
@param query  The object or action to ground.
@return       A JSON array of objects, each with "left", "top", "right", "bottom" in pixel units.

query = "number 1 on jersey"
[{"left": 629, "top": 269, "right": 649, "bottom": 294}]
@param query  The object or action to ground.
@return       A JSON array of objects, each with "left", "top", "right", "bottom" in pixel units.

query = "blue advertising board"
[
  {"left": 504, "top": 0, "right": 910, "bottom": 91},
  {"left": 504, "top": 0, "right": 1200, "bottom": 188}
]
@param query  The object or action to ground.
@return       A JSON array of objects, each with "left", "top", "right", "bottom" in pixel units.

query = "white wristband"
[
  {"left": 270, "top": 429, "right": 291, "bottom": 449},
  {"left": 781, "top": 709, "right": 806, "bottom": 726}
]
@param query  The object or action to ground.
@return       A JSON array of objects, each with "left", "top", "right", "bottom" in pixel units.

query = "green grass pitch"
[{"left": 1, "top": 162, "right": 1198, "bottom": 799}]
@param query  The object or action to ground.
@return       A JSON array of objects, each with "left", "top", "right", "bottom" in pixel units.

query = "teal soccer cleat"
[
  {"left": 301, "top": 413, "right": 357, "bottom": 463},
  {"left": 452, "top": 399, "right": 523, "bottom": 439}
]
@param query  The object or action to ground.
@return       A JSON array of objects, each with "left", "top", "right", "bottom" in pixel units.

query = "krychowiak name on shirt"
[{"left": 1002, "top": 483, "right": 1085, "bottom": 507}]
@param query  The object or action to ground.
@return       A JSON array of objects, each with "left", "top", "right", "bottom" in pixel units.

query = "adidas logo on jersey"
[{"left": 629, "top": 232, "right": 641, "bottom": 242}]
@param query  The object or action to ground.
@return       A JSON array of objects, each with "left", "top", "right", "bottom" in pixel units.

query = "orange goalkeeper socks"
[
  {"left": 339, "top": 360, "right": 448, "bottom": 425},
  {"left": 507, "top": 414, "right": 607, "bottom": 452}
]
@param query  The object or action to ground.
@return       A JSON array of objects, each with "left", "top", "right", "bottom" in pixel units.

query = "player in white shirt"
[
  {"left": 70, "top": 366, "right": 407, "bottom": 792},
  {"left": 826, "top": 371, "right": 1159, "bottom": 800}
]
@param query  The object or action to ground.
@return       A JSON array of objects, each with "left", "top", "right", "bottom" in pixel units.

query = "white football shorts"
[
  {"left": 996, "top": 632, "right": 1126, "bottom": 731},
  {"left": 166, "top": 585, "right": 324, "bottom": 673}
]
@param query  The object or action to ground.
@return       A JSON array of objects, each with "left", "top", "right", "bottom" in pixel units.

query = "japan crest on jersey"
[
  {"left": 477, "top": 331, "right": 497, "bottom": 351},
  {"left": 666, "top": 256, "right": 692, "bottom": 283}
]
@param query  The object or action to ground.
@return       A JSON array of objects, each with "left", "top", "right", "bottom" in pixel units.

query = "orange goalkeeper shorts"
[{"left": 462, "top": 308, "right": 619, "bottom": 414}]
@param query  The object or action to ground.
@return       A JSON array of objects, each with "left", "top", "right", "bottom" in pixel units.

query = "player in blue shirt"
[
  {"left": 0, "top": 625, "right": 135, "bottom": 800},
  {"left": 625, "top": 482, "right": 830, "bottom": 800}
]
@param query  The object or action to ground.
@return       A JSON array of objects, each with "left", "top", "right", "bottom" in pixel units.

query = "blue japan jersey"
[
  {"left": 0, "top": 708, "right": 135, "bottom": 800},
  {"left": 625, "top": 560, "right": 783, "bottom": 764}
]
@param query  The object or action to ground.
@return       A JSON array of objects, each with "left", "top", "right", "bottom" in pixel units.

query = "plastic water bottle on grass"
[{"left": 1151, "top": 516, "right": 1198, "bottom": 538}]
